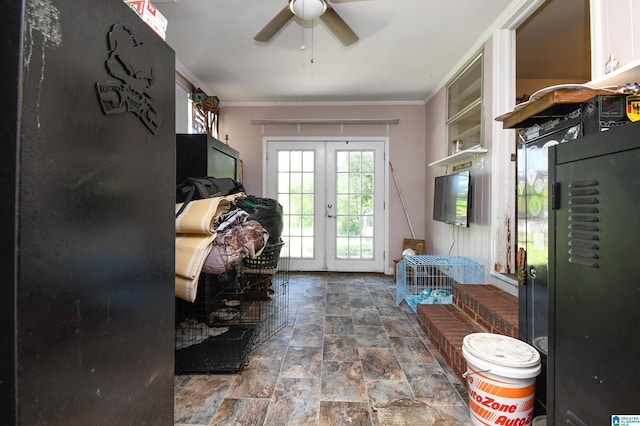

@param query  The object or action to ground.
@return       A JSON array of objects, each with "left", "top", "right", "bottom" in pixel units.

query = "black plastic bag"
[
  {"left": 237, "top": 195, "right": 283, "bottom": 244},
  {"left": 176, "top": 177, "right": 245, "bottom": 217}
]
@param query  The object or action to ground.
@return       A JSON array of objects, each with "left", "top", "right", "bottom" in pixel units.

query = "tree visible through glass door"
[
  {"left": 334, "top": 150, "right": 374, "bottom": 259},
  {"left": 277, "top": 149, "right": 316, "bottom": 259}
]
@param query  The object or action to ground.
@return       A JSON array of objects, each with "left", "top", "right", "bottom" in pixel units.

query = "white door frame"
[{"left": 263, "top": 136, "right": 389, "bottom": 273}]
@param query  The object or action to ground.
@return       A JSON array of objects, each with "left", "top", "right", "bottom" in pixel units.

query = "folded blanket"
[
  {"left": 175, "top": 193, "right": 246, "bottom": 302},
  {"left": 176, "top": 194, "right": 238, "bottom": 234}
]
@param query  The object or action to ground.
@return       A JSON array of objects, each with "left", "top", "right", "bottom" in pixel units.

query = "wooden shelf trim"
[
  {"left": 495, "top": 60, "right": 640, "bottom": 129},
  {"left": 495, "top": 87, "right": 610, "bottom": 129}
]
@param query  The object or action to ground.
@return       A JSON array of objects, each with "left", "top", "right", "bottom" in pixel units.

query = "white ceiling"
[{"left": 154, "top": 0, "right": 586, "bottom": 104}]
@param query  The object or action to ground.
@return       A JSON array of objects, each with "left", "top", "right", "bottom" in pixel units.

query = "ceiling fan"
[{"left": 254, "top": 0, "right": 359, "bottom": 46}]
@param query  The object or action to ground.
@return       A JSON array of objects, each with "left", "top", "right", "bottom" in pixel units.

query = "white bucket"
[{"left": 462, "top": 333, "right": 541, "bottom": 426}]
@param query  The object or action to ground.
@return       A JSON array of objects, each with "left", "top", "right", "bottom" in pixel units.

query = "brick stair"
[{"left": 416, "top": 283, "right": 518, "bottom": 381}]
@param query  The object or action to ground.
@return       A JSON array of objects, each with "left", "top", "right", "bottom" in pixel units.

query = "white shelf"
[{"left": 428, "top": 145, "right": 488, "bottom": 167}]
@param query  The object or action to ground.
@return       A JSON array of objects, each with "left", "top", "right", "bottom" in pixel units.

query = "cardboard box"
[
  {"left": 124, "top": 0, "right": 167, "bottom": 40},
  {"left": 403, "top": 238, "right": 425, "bottom": 255}
]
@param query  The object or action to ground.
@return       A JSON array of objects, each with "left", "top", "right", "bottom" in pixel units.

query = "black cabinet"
[
  {"left": 3, "top": 1, "right": 176, "bottom": 423},
  {"left": 176, "top": 134, "right": 240, "bottom": 184},
  {"left": 548, "top": 123, "right": 640, "bottom": 423}
]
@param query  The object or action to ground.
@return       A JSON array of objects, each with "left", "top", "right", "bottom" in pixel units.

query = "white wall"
[{"left": 175, "top": 82, "right": 190, "bottom": 134}]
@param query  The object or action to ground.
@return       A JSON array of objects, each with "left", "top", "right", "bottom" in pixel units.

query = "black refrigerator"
[
  {"left": 1, "top": 0, "right": 176, "bottom": 423},
  {"left": 548, "top": 122, "right": 640, "bottom": 424}
]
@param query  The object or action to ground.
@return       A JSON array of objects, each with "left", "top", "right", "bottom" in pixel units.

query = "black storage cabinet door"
[
  {"left": 548, "top": 123, "right": 640, "bottom": 424},
  {"left": 2, "top": 0, "right": 176, "bottom": 423}
]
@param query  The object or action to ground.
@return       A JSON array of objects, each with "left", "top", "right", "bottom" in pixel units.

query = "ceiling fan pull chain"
[{"left": 310, "top": 22, "right": 314, "bottom": 64}]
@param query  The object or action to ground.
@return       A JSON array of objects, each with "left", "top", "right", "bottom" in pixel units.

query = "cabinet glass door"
[{"left": 446, "top": 53, "right": 482, "bottom": 153}]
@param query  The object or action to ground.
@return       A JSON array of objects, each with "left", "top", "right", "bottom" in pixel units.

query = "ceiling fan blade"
[
  {"left": 254, "top": 6, "right": 295, "bottom": 42},
  {"left": 319, "top": 6, "right": 359, "bottom": 46}
]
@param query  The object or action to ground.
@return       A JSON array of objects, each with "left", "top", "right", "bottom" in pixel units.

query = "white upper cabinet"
[
  {"left": 446, "top": 53, "right": 483, "bottom": 156},
  {"left": 590, "top": 0, "right": 640, "bottom": 80}
]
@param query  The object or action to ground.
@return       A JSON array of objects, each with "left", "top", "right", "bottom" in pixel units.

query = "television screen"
[
  {"left": 208, "top": 142, "right": 239, "bottom": 181},
  {"left": 433, "top": 170, "right": 471, "bottom": 227}
]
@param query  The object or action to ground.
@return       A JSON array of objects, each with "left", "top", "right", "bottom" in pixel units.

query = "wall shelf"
[
  {"left": 428, "top": 145, "right": 488, "bottom": 167},
  {"left": 495, "top": 61, "right": 640, "bottom": 130}
]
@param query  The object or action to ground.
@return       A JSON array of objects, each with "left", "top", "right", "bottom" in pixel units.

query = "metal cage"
[{"left": 396, "top": 255, "right": 484, "bottom": 312}]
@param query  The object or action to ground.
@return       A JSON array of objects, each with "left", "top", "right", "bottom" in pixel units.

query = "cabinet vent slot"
[
  {"left": 568, "top": 197, "right": 598, "bottom": 205},
  {"left": 568, "top": 223, "right": 599, "bottom": 232},
  {"left": 568, "top": 206, "right": 598, "bottom": 214},
  {"left": 567, "top": 179, "right": 600, "bottom": 268},
  {"left": 568, "top": 188, "right": 598, "bottom": 196},
  {"left": 568, "top": 179, "right": 599, "bottom": 188},
  {"left": 568, "top": 231, "right": 598, "bottom": 241},
  {"left": 568, "top": 240, "right": 599, "bottom": 250},
  {"left": 568, "top": 215, "right": 598, "bottom": 222},
  {"left": 568, "top": 248, "right": 599, "bottom": 258},
  {"left": 568, "top": 257, "right": 599, "bottom": 268}
]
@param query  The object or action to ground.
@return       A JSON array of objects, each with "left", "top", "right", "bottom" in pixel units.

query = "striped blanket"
[{"left": 175, "top": 193, "right": 245, "bottom": 302}]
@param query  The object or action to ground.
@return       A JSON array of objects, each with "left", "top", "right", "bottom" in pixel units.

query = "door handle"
[{"left": 327, "top": 204, "right": 334, "bottom": 218}]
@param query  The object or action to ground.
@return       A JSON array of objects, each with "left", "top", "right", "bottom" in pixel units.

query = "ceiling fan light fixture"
[{"left": 289, "top": 0, "right": 327, "bottom": 20}]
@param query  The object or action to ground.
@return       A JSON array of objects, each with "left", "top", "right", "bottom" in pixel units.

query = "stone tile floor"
[{"left": 174, "top": 272, "right": 472, "bottom": 425}]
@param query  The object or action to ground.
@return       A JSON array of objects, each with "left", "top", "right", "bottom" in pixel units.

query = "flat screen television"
[{"left": 433, "top": 170, "right": 471, "bottom": 227}]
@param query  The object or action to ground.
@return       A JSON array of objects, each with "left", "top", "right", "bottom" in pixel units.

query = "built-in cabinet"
[
  {"left": 429, "top": 52, "right": 487, "bottom": 170},
  {"left": 446, "top": 53, "right": 483, "bottom": 155},
  {"left": 591, "top": 0, "right": 640, "bottom": 79}
]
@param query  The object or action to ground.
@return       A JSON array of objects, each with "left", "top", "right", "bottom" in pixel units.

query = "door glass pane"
[
  {"left": 334, "top": 151, "right": 375, "bottom": 260},
  {"left": 277, "top": 150, "right": 315, "bottom": 258}
]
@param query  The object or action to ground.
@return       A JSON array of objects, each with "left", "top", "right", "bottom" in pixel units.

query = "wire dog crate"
[
  {"left": 174, "top": 242, "right": 289, "bottom": 374},
  {"left": 241, "top": 241, "right": 289, "bottom": 345},
  {"left": 175, "top": 268, "right": 260, "bottom": 374},
  {"left": 396, "top": 255, "right": 484, "bottom": 312}
]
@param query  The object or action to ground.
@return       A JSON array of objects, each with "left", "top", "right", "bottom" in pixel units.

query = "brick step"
[
  {"left": 452, "top": 283, "right": 518, "bottom": 338},
  {"left": 416, "top": 284, "right": 518, "bottom": 381},
  {"left": 417, "top": 304, "right": 485, "bottom": 379}
]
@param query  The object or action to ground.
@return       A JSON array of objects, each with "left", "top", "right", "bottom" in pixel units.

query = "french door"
[{"left": 265, "top": 138, "right": 387, "bottom": 272}]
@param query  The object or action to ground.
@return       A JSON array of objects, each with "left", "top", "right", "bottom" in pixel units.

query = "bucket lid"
[
  {"left": 532, "top": 416, "right": 547, "bottom": 426},
  {"left": 463, "top": 333, "right": 540, "bottom": 368}
]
